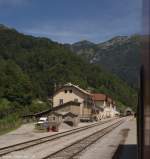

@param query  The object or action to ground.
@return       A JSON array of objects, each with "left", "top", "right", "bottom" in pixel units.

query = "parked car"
[{"left": 35, "top": 117, "right": 48, "bottom": 130}]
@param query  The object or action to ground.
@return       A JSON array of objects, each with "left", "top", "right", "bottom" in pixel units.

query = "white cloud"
[
  {"left": 24, "top": 28, "right": 94, "bottom": 43},
  {"left": 25, "top": 28, "right": 92, "bottom": 38},
  {"left": 21, "top": 20, "right": 103, "bottom": 43}
]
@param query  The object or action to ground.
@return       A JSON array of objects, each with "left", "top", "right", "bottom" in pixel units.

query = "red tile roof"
[
  {"left": 92, "top": 93, "right": 107, "bottom": 101},
  {"left": 92, "top": 94, "right": 115, "bottom": 105}
]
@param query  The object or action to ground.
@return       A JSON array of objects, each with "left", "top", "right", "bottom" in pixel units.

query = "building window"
[
  {"left": 69, "top": 90, "right": 72, "bottom": 93},
  {"left": 64, "top": 90, "right": 67, "bottom": 93},
  {"left": 59, "top": 99, "right": 63, "bottom": 105},
  {"left": 53, "top": 117, "right": 55, "bottom": 120},
  {"left": 74, "top": 98, "right": 78, "bottom": 102}
]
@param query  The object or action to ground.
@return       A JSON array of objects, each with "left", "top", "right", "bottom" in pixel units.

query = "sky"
[{"left": 0, "top": 0, "right": 142, "bottom": 43}]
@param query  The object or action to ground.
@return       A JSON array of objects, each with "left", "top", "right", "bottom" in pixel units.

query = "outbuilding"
[
  {"left": 60, "top": 112, "right": 79, "bottom": 127},
  {"left": 92, "top": 93, "right": 117, "bottom": 118},
  {"left": 48, "top": 112, "right": 63, "bottom": 131}
]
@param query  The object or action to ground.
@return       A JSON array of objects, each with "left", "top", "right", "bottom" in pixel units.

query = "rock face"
[{"left": 67, "top": 35, "right": 141, "bottom": 88}]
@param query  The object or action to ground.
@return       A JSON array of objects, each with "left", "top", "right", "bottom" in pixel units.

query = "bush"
[{"left": 0, "top": 114, "right": 21, "bottom": 135}]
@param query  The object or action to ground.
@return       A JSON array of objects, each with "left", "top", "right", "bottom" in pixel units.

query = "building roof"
[
  {"left": 92, "top": 93, "right": 107, "bottom": 101},
  {"left": 92, "top": 93, "right": 115, "bottom": 105},
  {"left": 29, "top": 101, "right": 81, "bottom": 118},
  {"left": 22, "top": 114, "right": 35, "bottom": 118},
  {"left": 54, "top": 83, "right": 92, "bottom": 96},
  {"left": 48, "top": 111, "right": 63, "bottom": 116},
  {"left": 48, "top": 111, "right": 78, "bottom": 117},
  {"left": 63, "top": 112, "right": 78, "bottom": 117}
]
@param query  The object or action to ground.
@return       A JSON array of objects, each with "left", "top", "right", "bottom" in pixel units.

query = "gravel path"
[
  {"left": 1, "top": 118, "right": 122, "bottom": 159},
  {"left": 0, "top": 123, "right": 58, "bottom": 149},
  {"left": 0, "top": 118, "right": 112, "bottom": 149}
]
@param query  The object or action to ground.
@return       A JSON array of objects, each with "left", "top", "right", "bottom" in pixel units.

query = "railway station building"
[{"left": 52, "top": 83, "right": 93, "bottom": 118}]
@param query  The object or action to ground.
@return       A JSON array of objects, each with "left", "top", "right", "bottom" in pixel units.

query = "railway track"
[
  {"left": 0, "top": 118, "right": 118, "bottom": 157},
  {"left": 42, "top": 118, "right": 125, "bottom": 159}
]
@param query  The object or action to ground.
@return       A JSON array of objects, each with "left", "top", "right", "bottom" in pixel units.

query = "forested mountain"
[
  {"left": 0, "top": 25, "right": 137, "bottom": 117},
  {"left": 67, "top": 36, "right": 141, "bottom": 88}
]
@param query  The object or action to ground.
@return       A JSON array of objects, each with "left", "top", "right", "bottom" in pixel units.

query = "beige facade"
[
  {"left": 52, "top": 84, "right": 118, "bottom": 120},
  {"left": 95, "top": 100, "right": 106, "bottom": 108},
  {"left": 56, "top": 105, "right": 80, "bottom": 116},
  {"left": 48, "top": 113, "right": 62, "bottom": 124},
  {"left": 53, "top": 83, "right": 93, "bottom": 117}
]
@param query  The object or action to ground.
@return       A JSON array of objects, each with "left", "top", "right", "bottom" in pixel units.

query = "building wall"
[
  {"left": 94, "top": 101, "right": 106, "bottom": 119},
  {"left": 110, "top": 103, "right": 113, "bottom": 109},
  {"left": 48, "top": 114, "right": 62, "bottom": 123},
  {"left": 53, "top": 87, "right": 84, "bottom": 105},
  {"left": 95, "top": 101, "right": 105, "bottom": 107},
  {"left": 94, "top": 100, "right": 113, "bottom": 109},
  {"left": 57, "top": 106, "right": 71, "bottom": 112},
  {"left": 82, "top": 106, "right": 92, "bottom": 117},
  {"left": 56, "top": 104, "right": 91, "bottom": 117},
  {"left": 56, "top": 105, "right": 80, "bottom": 116},
  {"left": 70, "top": 105, "right": 80, "bottom": 115},
  {"left": 94, "top": 100, "right": 118, "bottom": 119}
]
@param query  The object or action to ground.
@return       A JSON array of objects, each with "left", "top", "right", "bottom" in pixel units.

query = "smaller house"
[
  {"left": 92, "top": 93, "right": 117, "bottom": 118},
  {"left": 92, "top": 93, "right": 107, "bottom": 108},
  {"left": 91, "top": 105, "right": 104, "bottom": 121},
  {"left": 48, "top": 112, "right": 63, "bottom": 131},
  {"left": 48, "top": 111, "right": 79, "bottom": 130},
  {"left": 92, "top": 93, "right": 108, "bottom": 118}
]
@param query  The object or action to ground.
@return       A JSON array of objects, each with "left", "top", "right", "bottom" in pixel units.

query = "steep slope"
[
  {"left": 0, "top": 25, "right": 137, "bottom": 109},
  {"left": 69, "top": 36, "right": 141, "bottom": 88}
]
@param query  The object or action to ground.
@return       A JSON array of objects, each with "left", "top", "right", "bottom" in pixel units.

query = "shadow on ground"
[{"left": 112, "top": 144, "right": 137, "bottom": 159}]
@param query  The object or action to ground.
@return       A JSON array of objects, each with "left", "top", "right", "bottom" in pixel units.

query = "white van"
[
  {"left": 37, "top": 117, "right": 48, "bottom": 124},
  {"left": 35, "top": 117, "right": 48, "bottom": 130}
]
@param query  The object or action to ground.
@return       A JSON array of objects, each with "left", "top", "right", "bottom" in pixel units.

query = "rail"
[{"left": 0, "top": 118, "right": 119, "bottom": 157}]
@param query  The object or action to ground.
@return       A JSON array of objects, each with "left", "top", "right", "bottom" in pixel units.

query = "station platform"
[{"left": 113, "top": 118, "right": 137, "bottom": 159}]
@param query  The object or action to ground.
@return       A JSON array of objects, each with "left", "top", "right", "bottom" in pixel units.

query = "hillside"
[
  {"left": 68, "top": 36, "right": 141, "bottom": 88},
  {"left": 0, "top": 25, "right": 137, "bottom": 113},
  {"left": 0, "top": 24, "right": 138, "bottom": 133}
]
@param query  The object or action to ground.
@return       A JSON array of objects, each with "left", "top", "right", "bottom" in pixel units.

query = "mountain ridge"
[
  {"left": 68, "top": 35, "right": 140, "bottom": 88},
  {"left": 0, "top": 24, "right": 137, "bottom": 110}
]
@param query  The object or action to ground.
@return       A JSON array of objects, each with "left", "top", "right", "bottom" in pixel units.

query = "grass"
[
  {"left": 0, "top": 114, "right": 22, "bottom": 136},
  {"left": 0, "top": 123, "right": 21, "bottom": 136}
]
